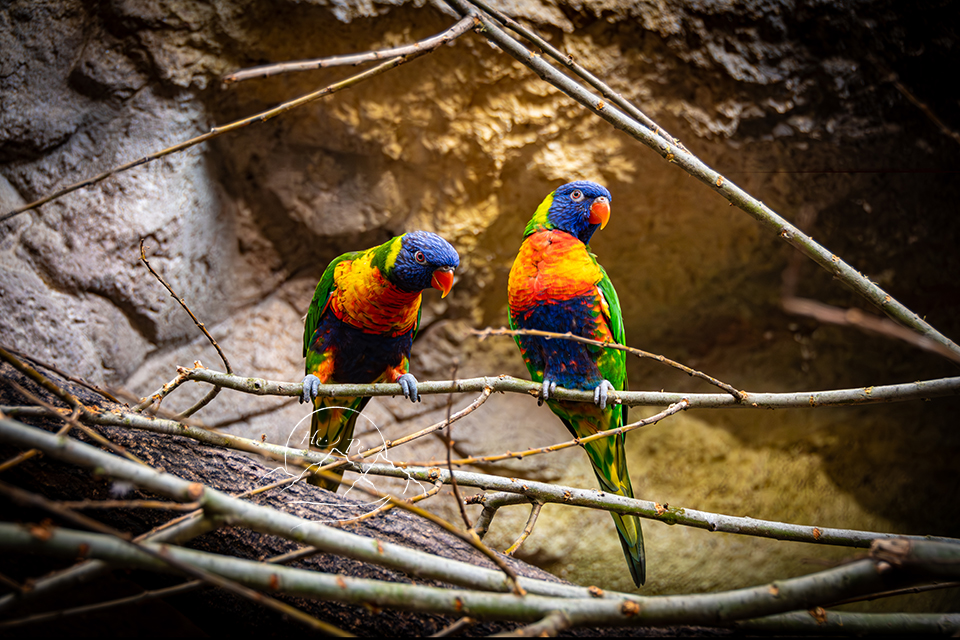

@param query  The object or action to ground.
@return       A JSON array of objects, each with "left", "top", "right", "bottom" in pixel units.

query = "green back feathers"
[
  {"left": 523, "top": 191, "right": 556, "bottom": 237},
  {"left": 370, "top": 235, "right": 404, "bottom": 275}
]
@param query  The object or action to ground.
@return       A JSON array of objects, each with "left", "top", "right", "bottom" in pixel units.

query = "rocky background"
[{"left": 2, "top": 0, "right": 959, "bottom": 611}]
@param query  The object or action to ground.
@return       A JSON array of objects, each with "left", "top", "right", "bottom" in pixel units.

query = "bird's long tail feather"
[
  {"left": 308, "top": 397, "right": 368, "bottom": 491},
  {"left": 588, "top": 434, "right": 646, "bottom": 587}
]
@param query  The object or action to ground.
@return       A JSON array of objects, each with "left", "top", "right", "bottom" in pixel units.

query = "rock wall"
[{"left": 2, "top": 0, "right": 959, "bottom": 606}]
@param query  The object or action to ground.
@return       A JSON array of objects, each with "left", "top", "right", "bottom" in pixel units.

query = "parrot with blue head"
[
  {"left": 507, "top": 180, "right": 645, "bottom": 586},
  {"left": 301, "top": 230, "right": 460, "bottom": 490}
]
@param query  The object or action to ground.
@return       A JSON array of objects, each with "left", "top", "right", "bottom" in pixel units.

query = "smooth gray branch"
[{"left": 181, "top": 366, "right": 960, "bottom": 409}]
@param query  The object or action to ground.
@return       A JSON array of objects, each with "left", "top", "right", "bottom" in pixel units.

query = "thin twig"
[
  {"left": 59, "top": 499, "right": 202, "bottom": 511},
  {"left": 223, "top": 16, "right": 476, "bottom": 84},
  {"left": 305, "top": 387, "right": 493, "bottom": 481},
  {"left": 430, "top": 617, "right": 477, "bottom": 637},
  {"left": 336, "top": 478, "right": 444, "bottom": 526},
  {"left": 0, "top": 581, "right": 207, "bottom": 631},
  {"left": 783, "top": 296, "right": 960, "bottom": 364},
  {"left": 474, "top": 327, "right": 745, "bottom": 400},
  {"left": 405, "top": 400, "right": 687, "bottom": 468},
  {"left": 139, "top": 239, "right": 232, "bottom": 418},
  {"left": 0, "top": 346, "right": 121, "bottom": 404},
  {"left": 132, "top": 367, "right": 191, "bottom": 413},
  {"left": 444, "top": 361, "right": 472, "bottom": 529},
  {"left": 8, "top": 380, "right": 147, "bottom": 467},
  {"left": 504, "top": 502, "right": 543, "bottom": 557},
  {"left": 0, "top": 345, "right": 81, "bottom": 411}
]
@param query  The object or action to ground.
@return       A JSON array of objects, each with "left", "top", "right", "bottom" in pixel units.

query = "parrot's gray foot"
[
  {"left": 398, "top": 373, "right": 420, "bottom": 403},
  {"left": 538, "top": 378, "right": 558, "bottom": 406},
  {"left": 594, "top": 379, "right": 616, "bottom": 410},
  {"left": 301, "top": 374, "right": 320, "bottom": 404}
]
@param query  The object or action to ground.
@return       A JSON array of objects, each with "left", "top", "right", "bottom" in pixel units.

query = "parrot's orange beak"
[
  {"left": 589, "top": 197, "right": 610, "bottom": 230},
  {"left": 431, "top": 268, "right": 455, "bottom": 298}
]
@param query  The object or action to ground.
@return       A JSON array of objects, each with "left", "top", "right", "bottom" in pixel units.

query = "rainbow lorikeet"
[
  {"left": 507, "top": 181, "right": 645, "bottom": 586},
  {"left": 300, "top": 231, "right": 459, "bottom": 490}
]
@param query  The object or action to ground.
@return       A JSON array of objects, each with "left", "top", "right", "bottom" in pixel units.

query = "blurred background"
[{"left": 1, "top": 0, "right": 958, "bottom": 607}]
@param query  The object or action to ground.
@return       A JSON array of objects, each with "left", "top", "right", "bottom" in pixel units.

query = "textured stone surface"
[{"left": 2, "top": 0, "right": 959, "bottom": 612}]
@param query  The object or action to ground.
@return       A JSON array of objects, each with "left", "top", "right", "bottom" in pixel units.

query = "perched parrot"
[
  {"left": 300, "top": 231, "right": 460, "bottom": 490},
  {"left": 507, "top": 180, "right": 645, "bottom": 586}
]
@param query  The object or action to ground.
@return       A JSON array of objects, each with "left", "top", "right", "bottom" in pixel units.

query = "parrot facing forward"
[
  {"left": 507, "top": 180, "right": 645, "bottom": 586},
  {"left": 301, "top": 231, "right": 459, "bottom": 490}
]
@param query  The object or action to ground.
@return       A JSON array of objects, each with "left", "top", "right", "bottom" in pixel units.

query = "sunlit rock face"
[{"left": 2, "top": 0, "right": 958, "bottom": 604}]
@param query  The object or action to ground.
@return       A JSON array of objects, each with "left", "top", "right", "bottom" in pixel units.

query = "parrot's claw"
[
  {"left": 301, "top": 374, "right": 321, "bottom": 404},
  {"left": 398, "top": 373, "right": 420, "bottom": 403},
  {"left": 538, "top": 378, "right": 558, "bottom": 406},
  {"left": 594, "top": 379, "right": 616, "bottom": 410}
]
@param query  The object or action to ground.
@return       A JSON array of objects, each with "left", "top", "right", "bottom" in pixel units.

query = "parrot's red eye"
[
  {"left": 414, "top": 251, "right": 427, "bottom": 264},
  {"left": 570, "top": 190, "right": 584, "bottom": 202}
]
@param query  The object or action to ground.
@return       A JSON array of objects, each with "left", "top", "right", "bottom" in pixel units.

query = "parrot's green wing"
[
  {"left": 596, "top": 262, "right": 628, "bottom": 423},
  {"left": 594, "top": 262, "right": 645, "bottom": 586},
  {"left": 303, "top": 251, "right": 359, "bottom": 358}
]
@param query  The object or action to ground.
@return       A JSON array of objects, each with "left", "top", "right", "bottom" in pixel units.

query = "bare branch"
[
  {"left": 405, "top": 400, "right": 688, "bottom": 468},
  {"left": 3, "top": 522, "right": 957, "bottom": 629},
  {"left": 362, "top": 468, "right": 960, "bottom": 550},
  {"left": 732, "top": 609, "right": 960, "bottom": 635},
  {"left": 474, "top": 327, "right": 745, "bottom": 401},
  {"left": 139, "top": 239, "right": 232, "bottom": 418},
  {"left": 223, "top": 16, "right": 477, "bottom": 84},
  {"left": 180, "top": 365, "right": 960, "bottom": 409},
  {"left": 783, "top": 296, "right": 960, "bottom": 364},
  {"left": 504, "top": 502, "right": 543, "bottom": 556}
]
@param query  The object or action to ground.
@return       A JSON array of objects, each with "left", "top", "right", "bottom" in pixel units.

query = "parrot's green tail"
[
  {"left": 308, "top": 397, "right": 367, "bottom": 491},
  {"left": 610, "top": 509, "right": 646, "bottom": 587},
  {"left": 588, "top": 448, "right": 646, "bottom": 587}
]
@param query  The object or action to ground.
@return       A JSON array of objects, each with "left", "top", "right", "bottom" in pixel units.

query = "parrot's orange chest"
[
  {"left": 508, "top": 230, "right": 602, "bottom": 312},
  {"left": 329, "top": 256, "right": 421, "bottom": 336}
]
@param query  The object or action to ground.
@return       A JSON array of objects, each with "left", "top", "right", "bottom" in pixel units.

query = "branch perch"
[{"left": 179, "top": 366, "right": 960, "bottom": 409}]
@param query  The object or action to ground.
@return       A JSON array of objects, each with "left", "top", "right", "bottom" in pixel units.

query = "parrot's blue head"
[
  {"left": 526, "top": 180, "right": 612, "bottom": 244},
  {"left": 389, "top": 231, "right": 460, "bottom": 298}
]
